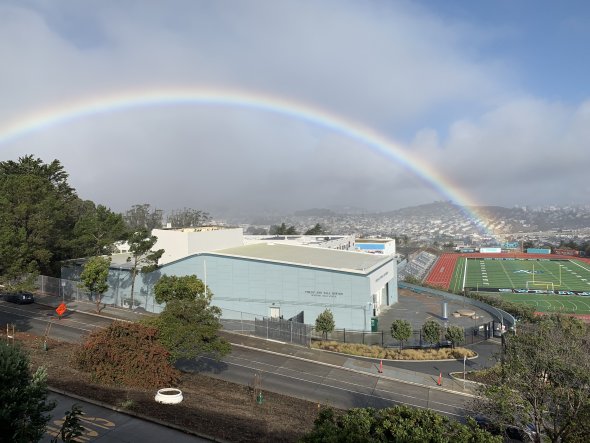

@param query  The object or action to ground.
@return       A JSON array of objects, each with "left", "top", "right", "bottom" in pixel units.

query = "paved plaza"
[{"left": 378, "top": 288, "right": 494, "bottom": 331}]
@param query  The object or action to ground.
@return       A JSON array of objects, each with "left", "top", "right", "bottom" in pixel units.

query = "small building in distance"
[
  {"left": 354, "top": 238, "right": 396, "bottom": 256},
  {"left": 244, "top": 234, "right": 355, "bottom": 251}
]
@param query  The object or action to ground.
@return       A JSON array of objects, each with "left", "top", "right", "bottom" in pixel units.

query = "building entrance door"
[{"left": 269, "top": 306, "right": 281, "bottom": 318}]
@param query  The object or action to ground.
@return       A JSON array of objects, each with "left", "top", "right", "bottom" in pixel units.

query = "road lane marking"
[
  {"left": 197, "top": 355, "right": 470, "bottom": 416},
  {"left": 229, "top": 343, "right": 477, "bottom": 398},
  {"left": 46, "top": 413, "right": 114, "bottom": 441}
]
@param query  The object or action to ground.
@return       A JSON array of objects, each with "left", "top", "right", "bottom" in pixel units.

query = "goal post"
[{"left": 526, "top": 281, "right": 555, "bottom": 292}]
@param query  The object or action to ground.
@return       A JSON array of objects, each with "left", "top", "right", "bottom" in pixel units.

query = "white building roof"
[{"left": 212, "top": 243, "right": 391, "bottom": 274}]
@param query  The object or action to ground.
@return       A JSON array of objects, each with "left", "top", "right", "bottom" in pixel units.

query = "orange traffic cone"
[
  {"left": 437, "top": 372, "right": 442, "bottom": 386},
  {"left": 378, "top": 360, "right": 383, "bottom": 373}
]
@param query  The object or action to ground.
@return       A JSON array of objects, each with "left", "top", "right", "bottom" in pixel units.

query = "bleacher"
[{"left": 397, "top": 251, "right": 437, "bottom": 282}]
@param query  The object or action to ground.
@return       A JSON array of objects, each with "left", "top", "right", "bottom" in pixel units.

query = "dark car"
[
  {"left": 474, "top": 416, "right": 537, "bottom": 442},
  {"left": 2, "top": 291, "right": 35, "bottom": 304}
]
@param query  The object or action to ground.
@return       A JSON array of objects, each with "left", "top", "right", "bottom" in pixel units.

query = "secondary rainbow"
[{"left": 0, "top": 86, "right": 495, "bottom": 236}]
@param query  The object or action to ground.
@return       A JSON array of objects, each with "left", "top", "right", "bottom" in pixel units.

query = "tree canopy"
[
  {"left": 421, "top": 320, "right": 442, "bottom": 346},
  {"left": 445, "top": 325, "right": 465, "bottom": 349},
  {"left": 0, "top": 342, "right": 55, "bottom": 442},
  {"left": 0, "top": 155, "right": 126, "bottom": 285},
  {"left": 126, "top": 229, "right": 164, "bottom": 308},
  {"left": 390, "top": 319, "right": 412, "bottom": 349},
  {"left": 304, "top": 223, "right": 327, "bottom": 235},
  {"left": 315, "top": 309, "right": 335, "bottom": 339},
  {"left": 154, "top": 274, "right": 207, "bottom": 304},
  {"left": 301, "top": 406, "right": 500, "bottom": 442},
  {"left": 269, "top": 223, "right": 298, "bottom": 235},
  {"left": 478, "top": 315, "right": 590, "bottom": 443},
  {"left": 166, "top": 208, "right": 211, "bottom": 228},
  {"left": 79, "top": 256, "right": 111, "bottom": 313},
  {"left": 71, "top": 202, "right": 127, "bottom": 257},
  {"left": 0, "top": 156, "right": 77, "bottom": 280},
  {"left": 148, "top": 275, "right": 230, "bottom": 362},
  {"left": 123, "top": 203, "right": 163, "bottom": 231}
]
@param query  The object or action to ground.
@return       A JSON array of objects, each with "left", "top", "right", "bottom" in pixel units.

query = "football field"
[{"left": 449, "top": 257, "right": 590, "bottom": 314}]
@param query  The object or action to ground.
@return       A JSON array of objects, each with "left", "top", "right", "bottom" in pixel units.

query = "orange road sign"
[{"left": 55, "top": 303, "right": 67, "bottom": 317}]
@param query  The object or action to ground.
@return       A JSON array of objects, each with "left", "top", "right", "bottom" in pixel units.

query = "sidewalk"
[
  {"left": 36, "top": 294, "right": 477, "bottom": 396},
  {"left": 34, "top": 293, "right": 155, "bottom": 323}
]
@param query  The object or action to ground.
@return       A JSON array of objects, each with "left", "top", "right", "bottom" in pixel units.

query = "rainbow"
[{"left": 0, "top": 86, "right": 496, "bottom": 237}]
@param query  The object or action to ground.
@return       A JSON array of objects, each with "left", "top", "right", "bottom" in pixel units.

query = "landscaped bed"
[
  {"left": 8, "top": 331, "right": 325, "bottom": 443},
  {"left": 311, "top": 340, "right": 476, "bottom": 360}
]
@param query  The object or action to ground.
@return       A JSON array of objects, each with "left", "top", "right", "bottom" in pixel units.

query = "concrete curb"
[
  {"left": 231, "top": 342, "right": 478, "bottom": 398},
  {"left": 449, "top": 372, "right": 487, "bottom": 388},
  {"left": 48, "top": 386, "right": 229, "bottom": 443},
  {"left": 222, "top": 330, "right": 480, "bottom": 363}
]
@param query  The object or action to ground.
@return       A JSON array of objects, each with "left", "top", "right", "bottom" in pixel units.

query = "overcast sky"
[{"left": 0, "top": 0, "right": 589, "bottom": 216}]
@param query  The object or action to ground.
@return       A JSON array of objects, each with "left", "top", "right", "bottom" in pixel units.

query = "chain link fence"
[
  {"left": 37, "top": 275, "right": 92, "bottom": 302},
  {"left": 310, "top": 321, "right": 501, "bottom": 348},
  {"left": 34, "top": 276, "right": 500, "bottom": 349},
  {"left": 220, "top": 308, "right": 311, "bottom": 346}
]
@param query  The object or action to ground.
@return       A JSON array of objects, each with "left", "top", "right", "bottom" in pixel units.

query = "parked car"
[
  {"left": 2, "top": 291, "right": 35, "bottom": 304},
  {"left": 474, "top": 416, "right": 537, "bottom": 442}
]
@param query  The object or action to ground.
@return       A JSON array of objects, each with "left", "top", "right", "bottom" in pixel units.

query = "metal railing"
[
  {"left": 310, "top": 321, "right": 500, "bottom": 348},
  {"left": 399, "top": 282, "right": 516, "bottom": 330}
]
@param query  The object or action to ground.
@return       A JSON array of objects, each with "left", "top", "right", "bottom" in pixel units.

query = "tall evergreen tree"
[
  {"left": 123, "top": 204, "right": 163, "bottom": 231},
  {"left": 0, "top": 156, "right": 78, "bottom": 281},
  {"left": 166, "top": 208, "right": 211, "bottom": 228},
  {"left": 127, "top": 230, "right": 164, "bottom": 309},
  {"left": 71, "top": 202, "right": 127, "bottom": 257}
]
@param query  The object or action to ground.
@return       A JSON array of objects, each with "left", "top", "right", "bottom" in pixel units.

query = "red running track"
[{"left": 424, "top": 254, "right": 458, "bottom": 290}]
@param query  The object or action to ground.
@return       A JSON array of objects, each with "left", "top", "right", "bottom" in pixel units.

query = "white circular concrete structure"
[
  {"left": 155, "top": 388, "right": 183, "bottom": 404},
  {"left": 457, "top": 309, "right": 476, "bottom": 317}
]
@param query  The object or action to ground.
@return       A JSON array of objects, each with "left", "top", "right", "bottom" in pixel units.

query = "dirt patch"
[
  {"left": 9, "top": 332, "right": 324, "bottom": 442},
  {"left": 456, "top": 365, "right": 502, "bottom": 386}
]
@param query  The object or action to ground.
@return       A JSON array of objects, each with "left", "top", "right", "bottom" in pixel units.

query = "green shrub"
[{"left": 311, "top": 341, "right": 475, "bottom": 360}]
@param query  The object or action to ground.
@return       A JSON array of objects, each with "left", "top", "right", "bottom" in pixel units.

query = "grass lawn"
[
  {"left": 463, "top": 258, "right": 590, "bottom": 292},
  {"left": 453, "top": 257, "right": 590, "bottom": 314},
  {"left": 498, "top": 292, "right": 590, "bottom": 314}
]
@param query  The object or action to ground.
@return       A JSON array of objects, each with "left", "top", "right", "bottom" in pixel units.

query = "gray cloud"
[{"left": 0, "top": 1, "right": 587, "bottom": 216}]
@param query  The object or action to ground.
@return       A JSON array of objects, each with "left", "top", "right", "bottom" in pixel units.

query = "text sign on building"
[{"left": 304, "top": 290, "right": 343, "bottom": 298}]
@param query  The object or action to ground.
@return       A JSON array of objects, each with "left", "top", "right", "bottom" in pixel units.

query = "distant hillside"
[
  {"left": 377, "top": 201, "right": 590, "bottom": 232},
  {"left": 380, "top": 201, "right": 464, "bottom": 218},
  {"left": 294, "top": 208, "right": 336, "bottom": 217}
]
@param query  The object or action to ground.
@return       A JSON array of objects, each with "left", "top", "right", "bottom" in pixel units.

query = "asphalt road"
[
  {"left": 2, "top": 301, "right": 478, "bottom": 419},
  {"left": 381, "top": 339, "right": 501, "bottom": 374},
  {"left": 0, "top": 300, "right": 111, "bottom": 342},
  {"left": 41, "top": 392, "right": 208, "bottom": 442},
  {"left": 177, "top": 346, "right": 474, "bottom": 419}
]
